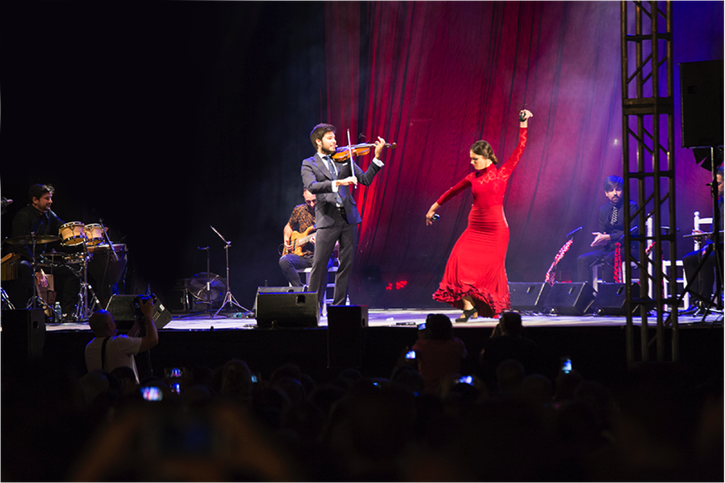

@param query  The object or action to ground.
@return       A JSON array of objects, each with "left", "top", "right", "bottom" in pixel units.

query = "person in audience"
[
  {"left": 479, "top": 311, "right": 539, "bottom": 390},
  {"left": 411, "top": 313, "right": 468, "bottom": 395},
  {"left": 84, "top": 296, "right": 158, "bottom": 383}
]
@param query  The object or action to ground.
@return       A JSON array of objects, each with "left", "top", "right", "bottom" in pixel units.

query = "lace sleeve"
[
  {"left": 497, "top": 127, "right": 528, "bottom": 181},
  {"left": 436, "top": 175, "right": 473, "bottom": 206}
]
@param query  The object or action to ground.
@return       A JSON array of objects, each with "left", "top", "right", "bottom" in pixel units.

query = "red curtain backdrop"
[{"left": 322, "top": 1, "right": 722, "bottom": 308}]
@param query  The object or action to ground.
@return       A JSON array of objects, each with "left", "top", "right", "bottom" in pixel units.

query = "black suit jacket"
[
  {"left": 598, "top": 199, "right": 639, "bottom": 251},
  {"left": 301, "top": 153, "right": 382, "bottom": 228}
]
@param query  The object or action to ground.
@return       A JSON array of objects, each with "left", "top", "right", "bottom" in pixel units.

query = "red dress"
[{"left": 432, "top": 127, "right": 528, "bottom": 317}]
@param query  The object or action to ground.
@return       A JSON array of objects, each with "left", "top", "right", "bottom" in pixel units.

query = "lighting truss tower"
[{"left": 620, "top": 1, "right": 678, "bottom": 365}]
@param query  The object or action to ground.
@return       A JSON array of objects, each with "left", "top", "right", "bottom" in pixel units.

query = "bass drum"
[{"left": 87, "top": 243, "right": 128, "bottom": 308}]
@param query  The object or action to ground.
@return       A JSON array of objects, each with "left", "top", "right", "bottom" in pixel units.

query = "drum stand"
[
  {"left": 210, "top": 225, "right": 250, "bottom": 317},
  {"left": 1, "top": 287, "right": 14, "bottom": 310},
  {"left": 25, "top": 236, "right": 62, "bottom": 321},
  {"left": 70, "top": 243, "right": 101, "bottom": 322}
]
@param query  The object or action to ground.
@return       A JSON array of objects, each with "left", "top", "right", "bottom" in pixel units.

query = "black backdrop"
[{"left": 2, "top": 2, "right": 334, "bottom": 310}]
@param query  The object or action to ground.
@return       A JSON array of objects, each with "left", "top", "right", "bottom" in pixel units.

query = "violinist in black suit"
[{"left": 301, "top": 123, "right": 386, "bottom": 313}]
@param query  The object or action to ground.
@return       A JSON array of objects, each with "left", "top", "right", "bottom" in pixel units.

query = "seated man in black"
[
  {"left": 9, "top": 184, "right": 80, "bottom": 320},
  {"left": 683, "top": 166, "right": 723, "bottom": 311},
  {"left": 577, "top": 175, "right": 639, "bottom": 285}
]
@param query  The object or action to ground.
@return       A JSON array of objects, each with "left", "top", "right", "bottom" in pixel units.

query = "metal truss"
[{"left": 620, "top": 1, "right": 679, "bottom": 365}]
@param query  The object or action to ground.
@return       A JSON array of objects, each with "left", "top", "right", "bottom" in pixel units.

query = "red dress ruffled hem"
[{"left": 432, "top": 285, "right": 511, "bottom": 318}]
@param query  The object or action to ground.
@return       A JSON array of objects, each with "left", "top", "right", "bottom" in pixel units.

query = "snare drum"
[
  {"left": 84, "top": 223, "right": 105, "bottom": 246},
  {"left": 64, "top": 253, "right": 88, "bottom": 265},
  {"left": 59, "top": 222, "right": 87, "bottom": 246}
]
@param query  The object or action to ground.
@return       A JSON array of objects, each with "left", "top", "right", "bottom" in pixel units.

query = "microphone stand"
[
  {"left": 199, "top": 246, "right": 214, "bottom": 315},
  {"left": 210, "top": 225, "right": 249, "bottom": 317}
]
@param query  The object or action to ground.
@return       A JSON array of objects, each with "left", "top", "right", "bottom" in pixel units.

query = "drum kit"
[{"left": 5, "top": 220, "right": 126, "bottom": 322}]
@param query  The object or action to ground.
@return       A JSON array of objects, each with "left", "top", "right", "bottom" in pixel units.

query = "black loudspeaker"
[
  {"left": 680, "top": 59, "right": 724, "bottom": 148},
  {"left": 1, "top": 309, "right": 46, "bottom": 361},
  {"left": 543, "top": 282, "right": 596, "bottom": 315},
  {"left": 252, "top": 286, "right": 306, "bottom": 313},
  {"left": 509, "top": 282, "right": 551, "bottom": 312},
  {"left": 255, "top": 291, "right": 318, "bottom": 329},
  {"left": 106, "top": 295, "right": 173, "bottom": 333},
  {"left": 592, "top": 283, "right": 641, "bottom": 316},
  {"left": 327, "top": 305, "right": 368, "bottom": 368}
]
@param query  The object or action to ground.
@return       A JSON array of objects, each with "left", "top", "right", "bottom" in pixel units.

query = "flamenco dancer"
[{"left": 425, "top": 109, "right": 533, "bottom": 322}]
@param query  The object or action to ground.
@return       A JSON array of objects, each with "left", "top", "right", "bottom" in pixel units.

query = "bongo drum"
[{"left": 59, "top": 222, "right": 86, "bottom": 246}]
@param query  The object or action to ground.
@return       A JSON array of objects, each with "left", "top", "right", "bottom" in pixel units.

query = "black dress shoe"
[
  {"left": 680, "top": 305, "right": 699, "bottom": 315},
  {"left": 455, "top": 308, "right": 478, "bottom": 322}
]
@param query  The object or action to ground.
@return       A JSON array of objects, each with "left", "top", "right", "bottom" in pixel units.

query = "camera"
[
  {"left": 405, "top": 350, "right": 416, "bottom": 360},
  {"left": 418, "top": 323, "right": 426, "bottom": 331},
  {"left": 165, "top": 367, "right": 184, "bottom": 379},
  {"left": 133, "top": 293, "right": 158, "bottom": 317},
  {"left": 561, "top": 357, "right": 572, "bottom": 374},
  {"left": 141, "top": 386, "right": 163, "bottom": 401},
  {"left": 458, "top": 375, "right": 473, "bottom": 385},
  {"left": 170, "top": 382, "right": 181, "bottom": 394},
  {"left": 251, "top": 374, "right": 258, "bottom": 383}
]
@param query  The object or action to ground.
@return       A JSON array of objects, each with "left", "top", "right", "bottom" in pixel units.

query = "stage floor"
[{"left": 44, "top": 307, "right": 723, "bottom": 332}]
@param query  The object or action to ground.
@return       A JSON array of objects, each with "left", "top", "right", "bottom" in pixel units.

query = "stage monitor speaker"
[
  {"left": 543, "top": 282, "right": 595, "bottom": 315},
  {"left": 256, "top": 291, "right": 318, "bottom": 329},
  {"left": 105, "top": 295, "right": 173, "bottom": 333},
  {"left": 592, "top": 283, "right": 641, "bottom": 315},
  {"left": 680, "top": 59, "right": 724, "bottom": 148},
  {"left": 327, "top": 305, "right": 368, "bottom": 368},
  {"left": 252, "top": 286, "right": 306, "bottom": 313},
  {"left": 509, "top": 282, "right": 551, "bottom": 312},
  {"left": 1, "top": 309, "right": 46, "bottom": 361}
]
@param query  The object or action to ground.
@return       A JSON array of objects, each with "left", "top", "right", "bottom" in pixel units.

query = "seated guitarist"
[{"left": 280, "top": 189, "right": 334, "bottom": 287}]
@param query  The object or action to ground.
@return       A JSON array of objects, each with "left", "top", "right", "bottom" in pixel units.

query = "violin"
[{"left": 332, "top": 141, "right": 397, "bottom": 162}]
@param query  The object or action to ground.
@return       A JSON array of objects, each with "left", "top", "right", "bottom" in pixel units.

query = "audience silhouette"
[{"left": 0, "top": 312, "right": 721, "bottom": 482}]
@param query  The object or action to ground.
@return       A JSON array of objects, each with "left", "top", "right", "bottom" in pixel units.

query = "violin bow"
[{"left": 346, "top": 129, "right": 356, "bottom": 189}]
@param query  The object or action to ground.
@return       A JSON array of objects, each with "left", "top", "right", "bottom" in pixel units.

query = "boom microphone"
[{"left": 565, "top": 226, "right": 583, "bottom": 239}]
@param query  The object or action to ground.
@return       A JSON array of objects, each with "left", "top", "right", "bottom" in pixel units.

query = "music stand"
[{"left": 210, "top": 225, "right": 250, "bottom": 317}]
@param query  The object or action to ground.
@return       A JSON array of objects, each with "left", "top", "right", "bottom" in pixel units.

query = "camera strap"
[{"left": 101, "top": 337, "right": 110, "bottom": 371}]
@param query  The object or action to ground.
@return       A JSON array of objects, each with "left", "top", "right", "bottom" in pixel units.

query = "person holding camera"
[
  {"left": 85, "top": 297, "right": 158, "bottom": 383},
  {"left": 410, "top": 313, "right": 468, "bottom": 395},
  {"left": 479, "top": 311, "right": 539, "bottom": 391}
]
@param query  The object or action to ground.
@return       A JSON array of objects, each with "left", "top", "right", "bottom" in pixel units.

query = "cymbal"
[
  {"left": 5, "top": 234, "right": 60, "bottom": 245},
  {"left": 39, "top": 252, "right": 68, "bottom": 260},
  {"left": 683, "top": 230, "right": 722, "bottom": 238}
]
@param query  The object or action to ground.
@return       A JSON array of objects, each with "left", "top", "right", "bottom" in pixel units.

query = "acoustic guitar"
[{"left": 283, "top": 225, "right": 316, "bottom": 256}]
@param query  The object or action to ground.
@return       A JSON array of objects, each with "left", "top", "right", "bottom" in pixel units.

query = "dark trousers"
[
  {"left": 577, "top": 249, "right": 615, "bottom": 285},
  {"left": 279, "top": 253, "right": 334, "bottom": 287},
  {"left": 309, "top": 208, "right": 357, "bottom": 310},
  {"left": 683, "top": 245, "right": 722, "bottom": 305},
  {"left": 279, "top": 254, "right": 314, "bottom": 287}
]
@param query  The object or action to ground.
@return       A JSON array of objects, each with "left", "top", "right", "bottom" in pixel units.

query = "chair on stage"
[
  {"left": 662, "top": 210, "right": 715, "bottom": 311},
  {"left": 693, "top": 210, "right": 713, "bottom": 251},
  {"left": 680, "top": 210, "right": 721, "bottom": 310},
  {"left": 592, "top": 261, "right": 636, "bottom": 293},
  {"left": 295, "top": 260, "right": 341, "bottom": 316}
]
